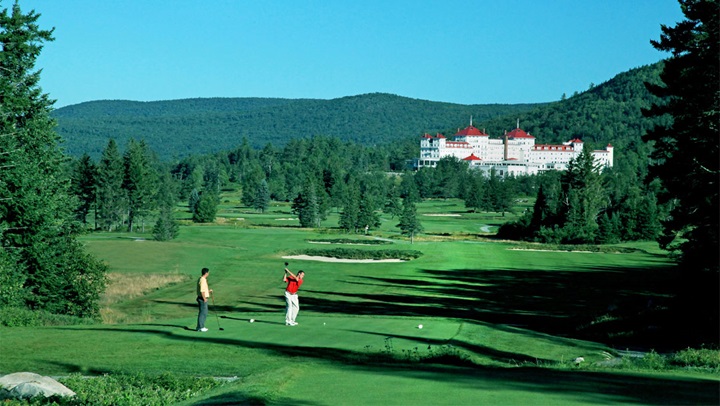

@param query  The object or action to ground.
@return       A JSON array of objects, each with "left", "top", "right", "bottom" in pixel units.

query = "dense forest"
[
  {"left": 65, "top": 61, "right": 673, "bottom": 245},
  {"left": 52, "top": 94, "right": 541, "bottom": 160},
  {"left": 54, "top": 61, "right": 667, "bottom": 169}
]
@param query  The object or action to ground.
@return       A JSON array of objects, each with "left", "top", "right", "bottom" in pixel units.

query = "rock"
[{"left": 0, "top": 372, "right": 75, "bottom": 400}]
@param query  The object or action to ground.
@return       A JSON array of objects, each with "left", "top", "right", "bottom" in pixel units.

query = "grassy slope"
[{"left": 1, "top": 200, "right": 718, "bottom": 405}]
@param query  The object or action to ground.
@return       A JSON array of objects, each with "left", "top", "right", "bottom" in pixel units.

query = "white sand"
[
  {"left": 423, "top": 213, "right": 461, "bottom": 217},
  {"left": 282, "top": 255, "right": 404, "bottom": 263}
]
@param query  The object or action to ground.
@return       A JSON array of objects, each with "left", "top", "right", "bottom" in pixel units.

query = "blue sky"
[{"left": 20, "top": 0, "right": 684, "bottom": 108}]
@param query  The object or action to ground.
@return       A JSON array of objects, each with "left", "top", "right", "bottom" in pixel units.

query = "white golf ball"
[
  {"left": 249, "top": 319, "right": 255, "bottom": 323},
  {"left": 323, "top": 322, "right": 326, "bottom": 325},
  {"left": 418, "top": 324, "right": 423, "bottom": 329}
]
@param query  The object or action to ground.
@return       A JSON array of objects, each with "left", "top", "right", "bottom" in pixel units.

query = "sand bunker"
[
  {"left": 423, "top": 213, "right": 461, "bottom": 217},
  {"left": 282, "top": 255, "right": 404, "bottom": 263}
]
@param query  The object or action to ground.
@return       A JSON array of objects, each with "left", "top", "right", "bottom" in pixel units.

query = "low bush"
[
  {"left": 593, "top": 348, "right": 720, "bottom": 373},
  {"left": 671, "top": 347, "right": 720, "bottom": 369},
  {"left": 5, "top": 372, "right": 224, "bottom": 405},
  {"left": 511, "top": 242, "right": 644, "bottom": 254},
  {"left": 289, "top": 248, "right": 422, "bottom": 261},
  {"left": 307, "top": 238, "right": 392, "bottom": 245},
  {"left": 0, "top": 307, "right": 97, "bottom": 327}
]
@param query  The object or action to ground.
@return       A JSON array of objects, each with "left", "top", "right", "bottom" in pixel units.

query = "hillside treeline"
[
  {"left": 55, "top": 62, "right": 668, "bottom": 172},
  {"left": 53, "top": 94, "right": 541, "bottom": 160},
  {"left": 70, "top": 125, "right": 663, "bottom": 248}
]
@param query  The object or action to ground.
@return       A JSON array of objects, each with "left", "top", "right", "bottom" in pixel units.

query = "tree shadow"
[
  {"left": 281, "top": 263, "right": 686, "bottom": 350},
  {"left": 53, "top": 325, "right": 720, "bottom": 405}
]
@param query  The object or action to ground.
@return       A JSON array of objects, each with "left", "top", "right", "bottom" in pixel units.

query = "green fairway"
[{"left": 1, "top": 200, "right": 718, "bottom": 405}]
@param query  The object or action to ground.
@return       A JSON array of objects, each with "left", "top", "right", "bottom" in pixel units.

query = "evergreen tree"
[
  {"left": 464, "top": 172, "right": 484, "bottom": 213},
  {"left": 644, "top": 0, "right": 719, "bottom": 273},
  {"left": 123, "top": 139, "right": 156, "bottom": 232},
  {"left": 292, "top": 180, "right": 321, "bottom": 228},
  {"left": 70, "top": 153, "right": 97, "bottom": 225},
  {"left": 188, "top": 188, "right": 200, "bottom": 215},
  {"left": 397, "top": 197, "right": 423, "bottom": 244},
  {"left": 339, "top": 181, "right": 360, "bottom": 233},
  {"left": 596, "top": 212, "right": 620, "bottom": 244},
  {"left": 559, "top": 148, "right": 607, "bottom": 243},
  {"left": 399, "top": 172, "right": 420, "bottom": 203},
  {"left": 0, "top": 2, "right": 106, "bottom": 317},
  {"left": 96, "top": 139, "right": 125, "bottom": 231},
  {"left": 253, "top": 179, "right": 270, "bottom": 213},
  {"left": 635, "top": 193, "right": 661, "bottom": 240},
  {"left": 642, "top": 0, "right": 719, "bottom": 344},
  {"left": 193, "top": 192, "right": 218, "bottom": 223},
  {"left": 357, "top": 196, "right": 380, "bottom": 232},
  {"left": 152, "top": 171, "right": 179, "bottom": 241},
  {"left": 384, "top": 186, "right": 403, "bottom": 219}
]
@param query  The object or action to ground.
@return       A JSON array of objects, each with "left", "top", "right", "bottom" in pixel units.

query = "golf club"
[{"left": 210, "top": 293, "right": 224, "bottom": 331}]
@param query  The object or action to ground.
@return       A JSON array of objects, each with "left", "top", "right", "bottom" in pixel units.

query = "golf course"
[{"left": 1, "top": 198, "right": 718, "bottom": 405}]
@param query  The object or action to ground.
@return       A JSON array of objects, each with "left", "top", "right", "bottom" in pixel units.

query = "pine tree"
[
  {"left": 152, "top": 170, "right": 179, "bottom": 241},
  {"left": 642, "top": 0, "right": 719, "bottom": 343},
  {"left": 96, "top": 139, "right": 125, "bottom": 231},
  {"left": 339, "top": 181, "right": 360, "bottom": 233},
  {"left": 253, "top": 179, "right": 270, "bottom": 213},
  {"left": 0, "top": 3, "right": 106, "bottom": 317},
  {"left": 397, "top": 198, "right": 423, "bottom": 244},
  {"left": 70, "top": 153, "right": 97, "bottom": 225},
  {"left": 193, "top": 192, "right": 218, "bottom": 223},
  {"left": 384, "top": 186, "right": 403, "bottom": 219},
  {"left": 644, "top": 0, "right": 719, "bottom": 273},
  {"left": 559, "top": 148, "right": 607, "bottom": 243},
  {"left": 357, "top": 196, "right": 380, "bottom": 232},
  {"left": 123, "top": 139, "right": 156, "bottom": 232},
  {"left": 188, "top": 188, "right": 200, "bottom": 215},
  {"left": 464, "top": 173, "right": 484, "bottom": 213}
]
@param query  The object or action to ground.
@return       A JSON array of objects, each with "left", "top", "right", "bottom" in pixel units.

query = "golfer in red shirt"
[{"left": 284, "top": 266, "right": 305, "bottom": 326}]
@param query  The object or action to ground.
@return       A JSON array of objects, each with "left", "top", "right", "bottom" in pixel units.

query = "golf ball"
[
  {"left": 418, "top": 324, "right": 423, "bottom": 329},
  {"left": 249, "top": 319, "right": 255, "bottom": 323}
]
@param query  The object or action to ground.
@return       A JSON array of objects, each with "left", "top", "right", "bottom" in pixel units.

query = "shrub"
[
  {"left": 28, "top": 372, "right": 225, "bottom": 405},
  {"left": 671, "top": 347, "right": 720, "bottom": 369},
  {"left": 0, "top": 307, "right": 97, "bottom": 327},
  {"left": 289, "top": 248, "right": 422, "bottom": 261},
  {"left": 307, "top": 238, "right": 392, "bottom": 245}
]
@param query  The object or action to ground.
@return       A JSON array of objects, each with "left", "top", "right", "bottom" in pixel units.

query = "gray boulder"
[{"left": 0, "top": 372, "right": 75, "bottom": 400}]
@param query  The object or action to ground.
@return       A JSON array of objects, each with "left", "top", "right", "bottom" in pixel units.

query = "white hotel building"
[{"left": 416, "top": 122, "right": 614, "bottom": 177}]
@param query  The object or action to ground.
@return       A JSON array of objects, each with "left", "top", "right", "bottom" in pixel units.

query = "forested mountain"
[
  {"left": 472, "top": 63, "right": 666, "bottom": 150},
  {"left": 54, "top": 62, "right": 665, "bottom": 161},
  {"left": 53, "top": 94, "right": 540, "bottom": 159}
]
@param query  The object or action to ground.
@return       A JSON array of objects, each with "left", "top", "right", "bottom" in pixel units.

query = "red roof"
[
  {"left": 506, "top": 128, "right": 535, "bottom": 139},
  {"left": 463, "top": 153, "right": 481, "bottom": 161},
  {"left": 422, "top": 133, "right": 433, "bottom": 139},
  {"left": 570, "top": 138, "right": 583, "bottom": 143},
  {"left": 455, "top": 125, "right": 487, "bottom": 136}
]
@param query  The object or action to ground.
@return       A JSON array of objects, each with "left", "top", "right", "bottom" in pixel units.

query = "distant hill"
[
  {"left": 472, "top": 63, "right": 665, "bottom": 151},
  {"left": 52, "top": 94, "right": 541, "bottom": 160},
  {"left": 53, "top": 62, "right": 664, "bottom": 160}
]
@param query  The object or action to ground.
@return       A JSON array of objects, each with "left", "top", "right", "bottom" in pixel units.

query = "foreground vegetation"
[{"left": 1, "top": 200, "right": 718, "bottom": 404}]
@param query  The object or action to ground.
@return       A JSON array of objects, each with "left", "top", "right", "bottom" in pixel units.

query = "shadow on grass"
[
  {"left": 153, "top": 261, "right": 710, "bottom": 350},
  {"left": 54, "top": 325, "right": 720, "bottom": 406},
  {"left": 289, "top": 264, "right": 700, "bottom": 351}
]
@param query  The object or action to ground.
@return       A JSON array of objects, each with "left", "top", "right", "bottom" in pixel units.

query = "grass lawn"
[{"left": 1, "top": 199, "right": 718, "bottom": 405}]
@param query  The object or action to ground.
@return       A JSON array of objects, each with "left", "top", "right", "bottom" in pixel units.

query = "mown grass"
[{"left": 1, "top": 198, "right": 718, "bottom": 405}]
